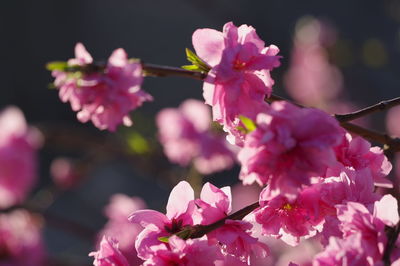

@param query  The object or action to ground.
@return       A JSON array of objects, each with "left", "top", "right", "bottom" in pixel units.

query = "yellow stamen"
[{"left": 283, "top": 203, "right": 293, "bottom": 210}]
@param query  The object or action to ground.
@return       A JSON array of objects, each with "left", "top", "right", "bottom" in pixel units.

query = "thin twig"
[
  {"left": 177, "top": 202, "right": 260, "bottom": 239},
  {"left": 142, "top": 63, "right": 206, "bottom": 80},
  {"left": 383, "top": 223, "right": 400, "bottom": 266},
  {"left": 335, "top": 97, "right": 400, "bottom": 123}
]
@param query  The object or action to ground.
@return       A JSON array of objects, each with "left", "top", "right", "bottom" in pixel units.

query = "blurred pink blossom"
[
  {"left": 157, "top": 99, "right": 235, "bottom": 174},
  {"left": 50, "top": 157, "right": 80, "bottom": 189},
  {"left": 0, "top": 106, "right": 41, "bottom": 209},
  {"left": 284, "top": 18, "right": 343, "bottom": 107},
  {"left": 386, "top": 105, "right": 400, "bottom": 137},
  {"left": 52, "top": 43, "right": 152, "bottom": 131},
  {"left": 98, "top": 194, "right": 146, "bottom": 265},
  {"left": 90, "top": 236, "right": 130, "bottom": 266},
  {"left": 0, "top": 209, "right": 46, "bottom": 266}
]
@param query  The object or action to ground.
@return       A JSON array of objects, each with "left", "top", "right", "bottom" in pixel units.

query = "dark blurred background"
[{"left": 1, "top": 0, "right": 400, "bottom": 264}]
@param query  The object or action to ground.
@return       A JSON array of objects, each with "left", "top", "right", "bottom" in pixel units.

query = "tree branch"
[
  {"left": 176, "top": 202, "right": 260, "bottom": 240},
  {"left": 335, "top": 97, "right": 400, "bottom": 123}
]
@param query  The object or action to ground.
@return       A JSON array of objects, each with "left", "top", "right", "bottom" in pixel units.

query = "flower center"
[
  {"left": 282, "top": 203, "right": 293, "bottom": 211},
  {"left": 164, "top": 218, "right": 184, "bottom": 234},
  {"left": 233, "top": 59, "right": 247, "bottom": 70}
]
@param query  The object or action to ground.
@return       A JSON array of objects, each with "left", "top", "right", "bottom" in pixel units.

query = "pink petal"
[
  {"left": 108, "top": 48, "right": 128, "bottom": 68},
  {"left": 374, "top": 194, "right": 399, "bottom": 227},
  {"left": 128, "top": 209, "right": 168, "bottom": 229},
  {"left": 166, "top": 181, "right": 195, "bottom": 219},
  {"left": 192, "top": 28, "right": 224, "bottom": 67},
  {"left": 74, "top": 42, "right": 93, "bottom": 63}
]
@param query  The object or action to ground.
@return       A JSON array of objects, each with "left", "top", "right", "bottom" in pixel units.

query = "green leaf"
[
  {"left": 47, "top": 83, "right": 57, "bottom": 89},
  {"left": 184, "top": 48, "right": 211, "bottom": 72},
  {"left": 239, "top": 115, "right": 257, "bottom": 132},
  {"left": 158, "top": 236, "right": 169, "bottom": 243},
  {"left": 181, "top": 65, "right": 202, "bottom": 71},
  {"left": 46, "top": 61, "right": 69, "bottom": 71},
  {"left": 127, "top": 132, "right": 150, "bottom": 154}
]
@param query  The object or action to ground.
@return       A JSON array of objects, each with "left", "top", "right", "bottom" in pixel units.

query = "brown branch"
[
  {"left": 335, "top": 97, "right": 400, "bottom": 123},
  {"left": 383, "top": 223, "right": 400, "bottom": 266},
  {"left": 177, "top": 202, "right": 260, "bottom": 240},
  {"left": 142, "top": 63, "right": 206, "bottom": 80}
]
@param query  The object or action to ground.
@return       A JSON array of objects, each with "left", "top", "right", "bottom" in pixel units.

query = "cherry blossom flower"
[
  {"left": 0, "top": 106, "right": 42, "bottom": 209},
  {"left": 129, "top": 181, "right": 198, "bottom": 260},
  {"left": 192, "top": 22, "right": 281, "bottom": 145},
  {"left": 142, "top": 236, "right": 223, "bottom": 266},
  {"left": 196, "top": 183, "right": 269, "bottom": 262},
  {"left": 89, "top": 236, "right": 130, "bottom": 266},
  {"left": 313, "top": 234, "right": 370, "bottom": 266},
  {"left": 254, "top": 185, "right": 324, "bottom": 246},
  {"left": 98, "top": 194, "right": 146, "bottom": 264},
  {"left": 238, "top": 101, "right": 344, "bottom": 199},
  {"left": 157, "top": 99, "right": 235, "bottom": 174},
  {"left": 314, "top": 168, "right": 379, "bottom": 245},
  {"left": 52, "top": 43, "right": 152, "bottom": 131},
  {"left": 330, "top": 134, "right": 392, "bottom": 188},
  {"left": 335, "top": 195, "right": 399, "bottom": 264},
  {"left": 0, "top": 209, "right": 46, "bottom": 266}
]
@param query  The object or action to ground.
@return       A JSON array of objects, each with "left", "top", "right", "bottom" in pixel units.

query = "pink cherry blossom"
[
  {"left": 98, "top": 194, "right": 146, "bottom": 264},
  {"left": 335, "top": 195, "right": 399, "bottom": 263},
  {"left": 52, "top": 43, "right": 152, "bottom": 131},
  {"left": 196, "top": 183, "right": 269, "bottom": 262},
  {"left": 192, "top": 22, "right": 281, "bottom": 145},
  {"left": 331, "top": 134, "right": 392, "bottom": 188},
  {"left": 254, "top": 185, "right": 324, "bottom": 246},
  {"left": 313, "top": 234, "right": 370, "bottom": 266},
  {"left": 238, "top": 101, "right": 344, "bottom": 199},
  {"left": 143, "top": 236, "right": 223, "bottom": 266},
  {"left": 156, "top": 99, "right": 235, "bottom": 174},
  {"left": 89, "top": 236, "right": 129, "bottom": 266},
  {"left": 129, "top": 181, "right": 198, "bottom": 260},
  {"left": 0, "top": 106, "right": 41, "bottom": 209},
  {"left": 316, "top": 168, "right": 380, "bottom": 245},
  {"left": 0, "top": 209, "right": 46, "bottom": 266}
]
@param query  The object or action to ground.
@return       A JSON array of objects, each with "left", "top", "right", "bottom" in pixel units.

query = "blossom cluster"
[
  {"left": 42, "top": 21, "right": 400, "bottom": 265},
  {"left": 51, "top": 43, "right": 152, "bottom": 131}
]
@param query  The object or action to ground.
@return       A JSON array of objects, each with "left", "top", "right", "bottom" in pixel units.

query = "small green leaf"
[
  {"left": 127, "top": 132, "right": 150, "bottom": 154},
  {"left": 184, "top": 48, "right": 211, "bottom": 72},
  {"left": 181, "top": 65, "right": 201, "bottom": 71},
  {"left": 158, "top": 236, "right": 169, "bottom": 243},
  {"left": 47, "top": 83, "right": 57, "bottom": 89},
  {"left": 46, "top": 61, "right": 69, "bottom": 71},
  {"left": 239, "top": 115, "right": 257, "bottom": 132}
]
